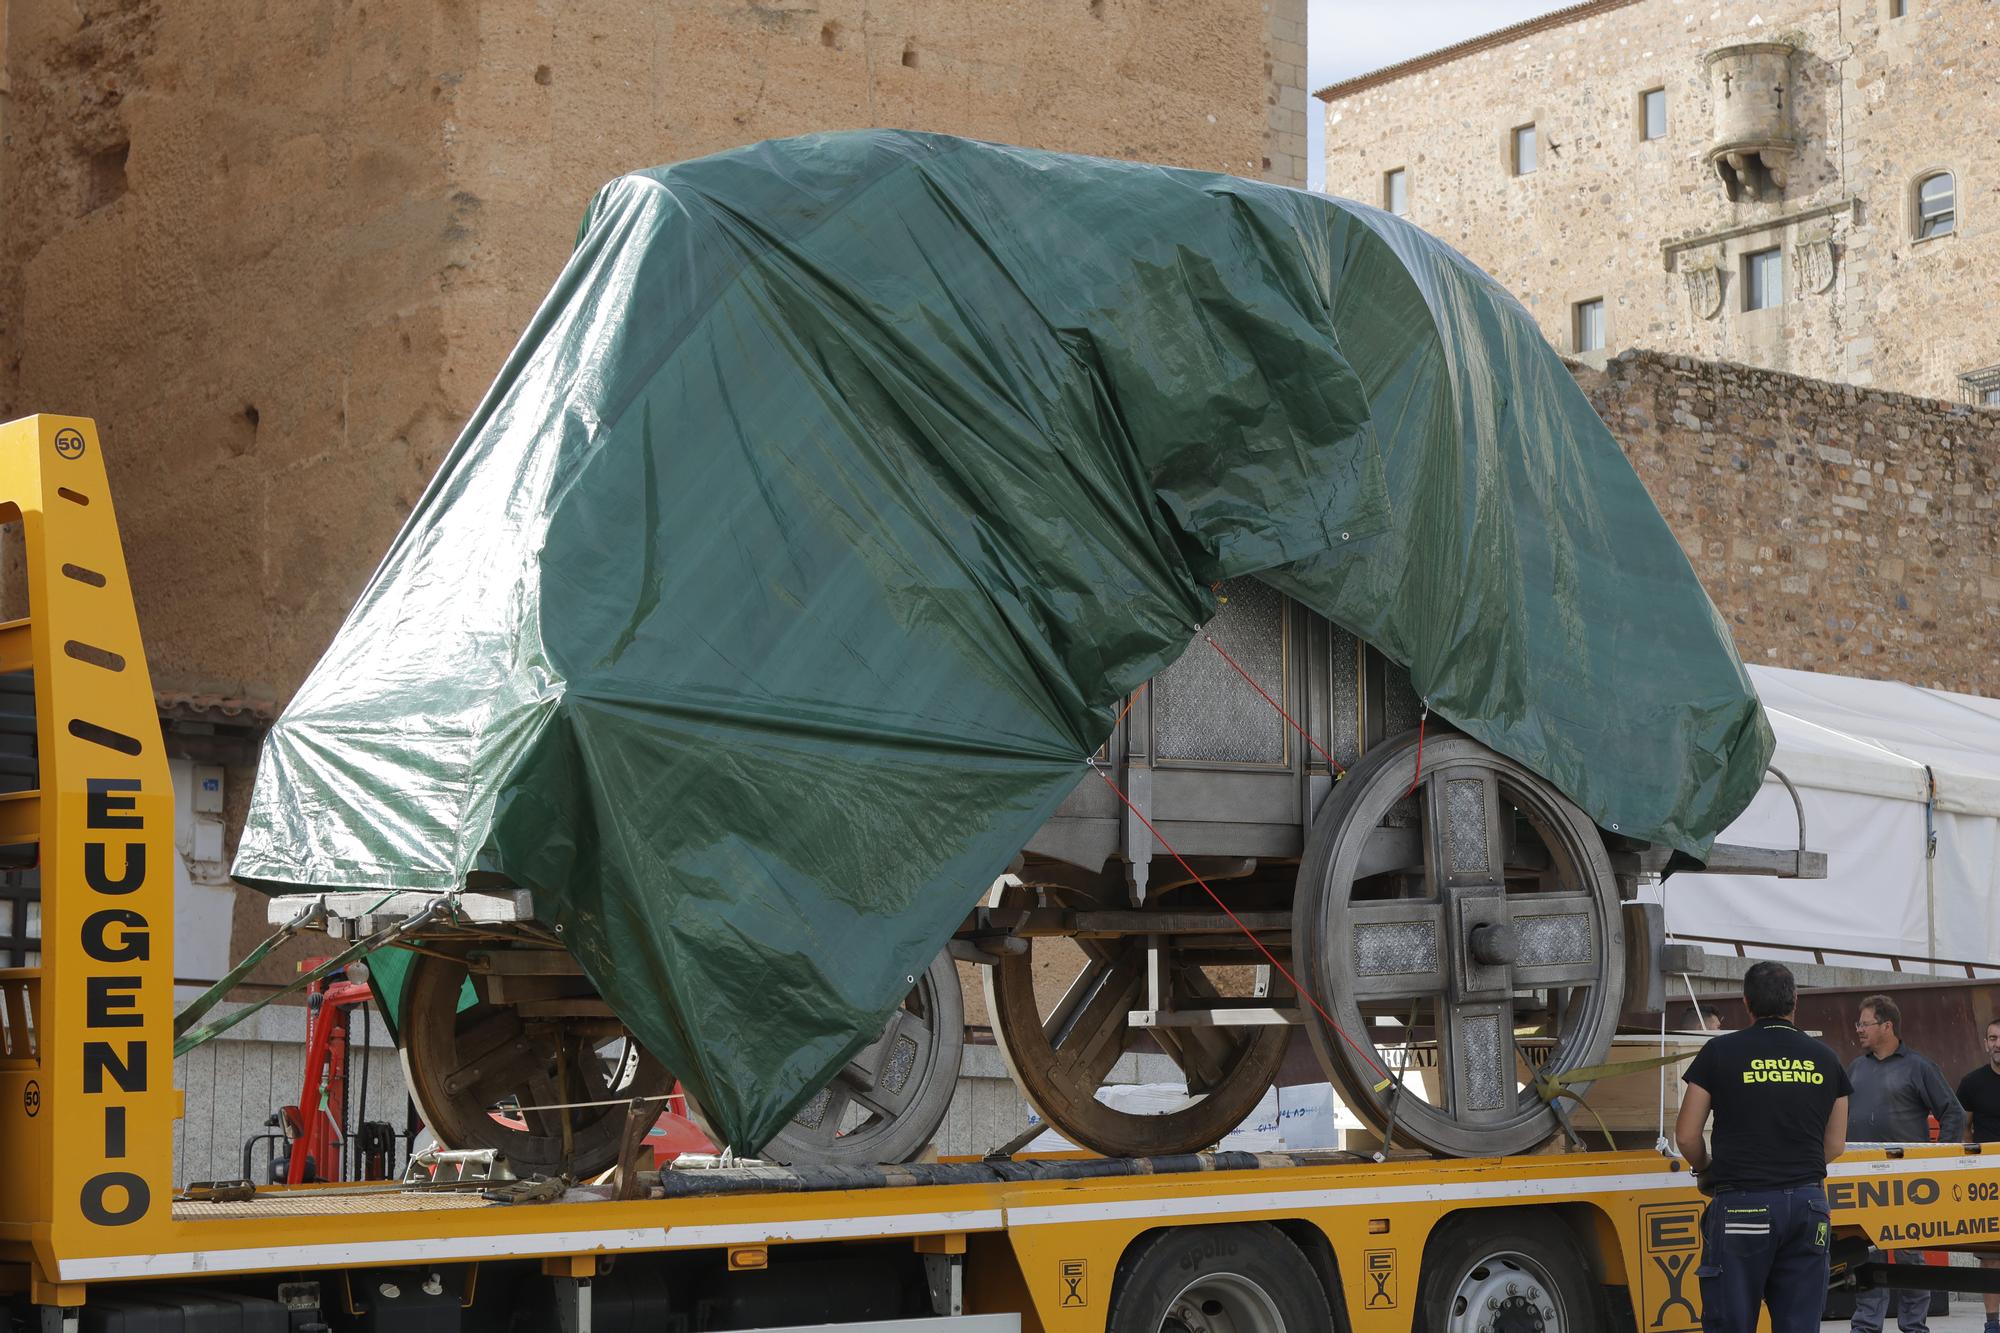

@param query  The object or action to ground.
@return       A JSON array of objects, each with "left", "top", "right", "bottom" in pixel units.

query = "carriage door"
[{"left": 1122, "top": 579, "right": 1307, "bottom": 902}]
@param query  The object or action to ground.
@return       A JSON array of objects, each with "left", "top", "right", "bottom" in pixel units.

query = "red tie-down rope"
[
  {"left": 1093, "top": 617, "right": 1413, "bottom": 1084},
  {"left": 1090, "top": 767, "right": 1390, "bottom": 1085},
  {"left": 1108, "top": 683, "right": 1146, "bottom": 731},
  {"left": 1203, "top": 631, "right": 1431, "bottom": 795},
  {"left": 1403, "top": 701, "right": 1431, "bottom": 798},
  {"left": 1200, "top": 634, "right": 1347, "bottom": 778}
]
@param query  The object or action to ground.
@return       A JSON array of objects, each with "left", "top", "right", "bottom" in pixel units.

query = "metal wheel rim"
[
  {"left": 1443, "top": 1249, "right": 1569, "bottom": 1333},
  {"left": 1158, "top": 1270, "right": 1289, "bottom": 1333},
  {"left": 984, "top": 881, "right": 1288, "bottom": 1158},
  {"left": 1294, "top": 733, "right": 1623, "bottom": 1158},
  {"left": 764, "top": 952, "right": 963, "bottom": 1164},
  {"left": 398, "top": 947, "right": 674, "bottom": 1177}
]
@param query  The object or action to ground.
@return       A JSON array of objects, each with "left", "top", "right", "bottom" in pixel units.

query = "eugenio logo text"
[{"left": 1742, "top": 1057, "right": 1825, "bottom": 1085}]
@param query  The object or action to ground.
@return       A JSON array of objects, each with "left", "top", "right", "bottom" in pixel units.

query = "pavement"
[{"left": 1831, "top": 1309, "right": 1998, "bottom": 1331}]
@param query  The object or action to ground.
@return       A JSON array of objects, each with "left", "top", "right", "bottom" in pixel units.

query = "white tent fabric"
[{"left": 1653, "top": 665, "right": 2000, "bottom": 971}]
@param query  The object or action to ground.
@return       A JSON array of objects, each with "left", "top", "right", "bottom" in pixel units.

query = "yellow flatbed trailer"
[{"left": 1, "top": 415, "right": 1995, "bottom": 1333}]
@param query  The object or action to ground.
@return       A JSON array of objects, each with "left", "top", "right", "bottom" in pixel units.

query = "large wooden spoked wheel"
[
  {"left": 1292, "top": 730, "right": 1624, "bottom": 1158},
  {"left": 398, "top": 948, "right": 675, "bottom": 1178},
  {"left": 984, "top": 881, "right": 1289, "bottom": 1158},
  {"left": 762, "top": 951, "right": 965, "bottom": 1165}
]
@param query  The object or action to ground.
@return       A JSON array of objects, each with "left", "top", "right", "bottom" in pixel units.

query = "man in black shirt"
[
  {"left": 1958, "top": 1017, "right": 2000, "bottom": 1333},
  {"left": 1677, "top": 961, "right": 1852, "bottom": 1333},
  {"left": 1962, "top": 1018, "right": 2000, "bottom": 1138}
]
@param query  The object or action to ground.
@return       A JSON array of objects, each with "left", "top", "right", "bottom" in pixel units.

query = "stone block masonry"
[
  {"left": 1320, "top": 0, "right": 2000, "bottom": 407},
  {"left": 1574, "top": 349, "right": 2000, "bottom": 693},
  {"left": 0, "top": 0, "right": 1289, "bottom": 709}
]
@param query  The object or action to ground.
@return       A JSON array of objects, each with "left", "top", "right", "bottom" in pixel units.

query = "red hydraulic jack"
[{"left": 267, "top": 958, "right": 396, "bottom": 1185}]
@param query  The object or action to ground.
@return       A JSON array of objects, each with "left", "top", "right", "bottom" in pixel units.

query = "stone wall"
[
  {"left": 1262, "top": 0, "right": 1308, "bottom": 188},
  {"left": 1575, "top": 349, "right": 2000, "bottom": 690},
  {"left": 0, "top": 1, "right": 470, "bottom": 699},
  {"left": 0, "top": 0, "right": 1287, "bottom": 708},
  {"left": 439, "top": 1, "right": 1296, "bottom": 453},
  {"left": 1320, "top": 0, "right": 2000, "bottom": 405}
]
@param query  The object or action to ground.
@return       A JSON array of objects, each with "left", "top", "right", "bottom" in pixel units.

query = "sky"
[{"left": 1306, "top": 0, "right": 1573, "bottom": 189}]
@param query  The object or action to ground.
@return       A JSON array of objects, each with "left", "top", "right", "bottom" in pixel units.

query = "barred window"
[{"left": 1960, "top": 366, "right": 2000, "bottom": 407}]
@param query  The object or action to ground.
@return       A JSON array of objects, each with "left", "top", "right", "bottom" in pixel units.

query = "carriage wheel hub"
[{"left": 1467, "top": 922, "right": 1519, "bottom": 966}]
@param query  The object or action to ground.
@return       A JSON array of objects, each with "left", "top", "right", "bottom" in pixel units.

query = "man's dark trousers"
[{"left": 1698, "top": 1184, "right": 1832, "bottom": 1332}]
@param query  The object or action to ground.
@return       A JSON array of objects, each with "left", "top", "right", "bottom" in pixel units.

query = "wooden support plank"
[
  {"left": 1702, "top": 841, "right": 1827, "bottom": 878},
  {"left": 511, "top": 998, "right": 617, "bottom": 1019},
  {"left": 484, "top": 975, "right": 589, "bottom": 1003},
  {"left": 977, "top": 906, "right": 1292, "bottom": 938},
  {"left": 469, "top": 950, "right": 585, "bottom": 976}
]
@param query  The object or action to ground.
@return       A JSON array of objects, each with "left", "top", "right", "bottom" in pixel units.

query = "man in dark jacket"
[
  {"left": 1677, "top": 961, "right": 1851, "bottom": 1333},
  {"left": 1956, "top": 1017, "right": 2000, "bottom": 1333},
  {"left": 1848, "top": 993, "right": 1966, "bottom": 1333}
]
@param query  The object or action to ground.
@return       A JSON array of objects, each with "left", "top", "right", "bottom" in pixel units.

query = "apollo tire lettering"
[{"left": 1176, "top": 1235, "right": 1240, "bottom": 1270}]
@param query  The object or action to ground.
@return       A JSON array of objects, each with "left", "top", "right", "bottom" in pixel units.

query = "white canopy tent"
[{"left": 1656, "top": 665, "right": 2000, "bottom": 972}]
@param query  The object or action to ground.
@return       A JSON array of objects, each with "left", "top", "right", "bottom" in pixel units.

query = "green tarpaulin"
[{"left": 234, "top": 131, "right": 1772, "bottom": 1152}]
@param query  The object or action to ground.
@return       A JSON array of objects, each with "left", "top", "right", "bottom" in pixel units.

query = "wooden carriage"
[{"left": 963, "top": 579, "right": 1817, "bottom": 1159}]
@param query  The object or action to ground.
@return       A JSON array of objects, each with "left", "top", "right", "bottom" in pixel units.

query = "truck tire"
[
  {"left": 1107, "top": 1223, "right": 1332, "bottom": 1333},
  {"left": 1413, "top": 1210, "right": 1600, "bottom": 1333}
]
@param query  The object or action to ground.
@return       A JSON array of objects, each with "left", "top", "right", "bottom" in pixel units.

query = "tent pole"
[{"left": 1924, "top": 765, "right": 1938, "bottom": 974}]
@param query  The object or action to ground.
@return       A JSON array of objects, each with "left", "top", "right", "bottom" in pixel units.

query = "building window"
[
  {"left": 1512, "top": 124, "right": 1537, "bottom": 175},
  {"left": 1915, "top": 171, "right": 1955, "bottom": 239},
  {"left": 1743, "top": 247, "right": 1783, "bottom": 310},
  {"left": 1574, "top": 299, "right": 1606, "bottom": 353},
  {"left": 1642, "top": 88, "right": 1667, "bottom": 141},
  {"left": 1384, "top": 168, "right": 1408, "bottom": 215},
  {"left": 1960, "top": 366, "right": 2000, "bottom": 406}
]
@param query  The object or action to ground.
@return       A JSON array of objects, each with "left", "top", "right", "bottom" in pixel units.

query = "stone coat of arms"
[
  {"left": 1682, "top": 259, "right": 1724, "bottom": 319},
  {"left": 1794, "top": 234, "right": 1836, "bottom": 294}
]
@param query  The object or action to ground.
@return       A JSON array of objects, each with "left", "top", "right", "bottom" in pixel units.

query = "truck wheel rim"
[
  {"left": 1445, "top": 1250, "right": 1568, "bottom": 1333},
  {"left": 1160, "top": 1271, "right": 1289, "bottom": 1333}
]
